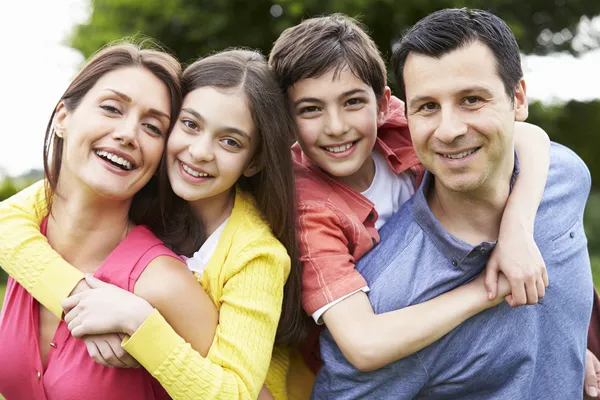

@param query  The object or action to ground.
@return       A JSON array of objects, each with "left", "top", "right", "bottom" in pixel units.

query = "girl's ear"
[{"left": 243, "top": 157, "right": 263, "bottom": 178}]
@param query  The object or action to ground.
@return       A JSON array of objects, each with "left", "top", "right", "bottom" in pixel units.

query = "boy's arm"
[
  {"left": 485, "top": 122, "right": 551, "bottom": 306},
  {"left": 0, "top": 180, "right": 84, "bottom": 317}
]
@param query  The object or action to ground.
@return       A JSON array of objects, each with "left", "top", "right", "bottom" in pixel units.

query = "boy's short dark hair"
[
  {"left": 269, "top": 14, "right": 387, "bottom": 97},
  {"left": 391, "top": 8, "right": 523, "bottom": 103}
]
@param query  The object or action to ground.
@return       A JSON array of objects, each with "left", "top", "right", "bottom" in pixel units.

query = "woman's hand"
[
  {"left": 83, "top": 333, "right": 140, "bottom": 369},
  {"left": 62, "top": 275, "right": 154, "bottom": 337}
]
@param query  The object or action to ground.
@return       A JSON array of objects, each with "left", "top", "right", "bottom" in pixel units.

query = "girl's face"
[
  {"left": 56, "top": 66, "right": 171, "bottom": 201},
  {"left": 166, "top": 86, "right": 260, "bottom": 208}
]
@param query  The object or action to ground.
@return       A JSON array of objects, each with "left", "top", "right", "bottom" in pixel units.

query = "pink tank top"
[{"left": 0, "top": 222, "right": 178, "bottom": 400}]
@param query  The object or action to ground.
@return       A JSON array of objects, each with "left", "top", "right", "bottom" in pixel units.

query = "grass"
[{"left": 0, "top": 282, "right": 5, "bottom": 312}]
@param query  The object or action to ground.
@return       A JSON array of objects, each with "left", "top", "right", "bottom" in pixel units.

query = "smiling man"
[{"left": 312, "top": 8, "right": 594, "bottom": 399}]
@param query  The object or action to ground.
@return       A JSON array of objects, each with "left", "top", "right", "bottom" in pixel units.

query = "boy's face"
[
  {"left": 288, "top": 68, "right": 388, "bottom": 188},
  {"left": 403, "top": 41, "right": 527, "bottom": 194}
]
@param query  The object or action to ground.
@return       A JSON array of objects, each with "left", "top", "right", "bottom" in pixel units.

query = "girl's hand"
[
  {"left": 62, "top": 275, "right": 154, "bottom": 337},
  {"left": 83, "top": 333, "right": 140, "bottom": 369},
  {"left": 484, "top": 219, "right": 548, "bottom": 307}
]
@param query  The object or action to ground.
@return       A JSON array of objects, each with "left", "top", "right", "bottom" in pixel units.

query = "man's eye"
[
  {"left": 464, "top": 96, "right": 482, "bottom": 106},
  {"left": 419, "top": 102, "right": 438, "bottom": 112}
]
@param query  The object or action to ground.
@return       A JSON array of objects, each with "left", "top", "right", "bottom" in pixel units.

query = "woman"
[
  {"left": 0, "top": 42, "right": 218, "bottom": 399},
  {"left": 0, "top": 49, "right": 305, "bottom": 399}
]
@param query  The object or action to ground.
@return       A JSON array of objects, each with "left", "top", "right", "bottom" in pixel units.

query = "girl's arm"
[
  {"left": 64, "top": 239, "right": 290, "bottom": 400},
  {"left": 485, "top": 122, "right": 551, "bottom": 305},
  {"left": 0, "top": 181, "right": 84, "bottom": 317}
]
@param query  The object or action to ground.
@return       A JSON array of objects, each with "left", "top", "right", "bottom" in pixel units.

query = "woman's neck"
[
  {"left": 46, "top": 183, "right": 133, "bottom": 274},
  {"left": 189, "top": 189, "right": 235, "bottom": 237}
]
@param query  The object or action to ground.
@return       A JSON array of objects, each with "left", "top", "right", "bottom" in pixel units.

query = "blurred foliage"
[{"left": 70, "top": 0, "right": 600, "bottom": 66}]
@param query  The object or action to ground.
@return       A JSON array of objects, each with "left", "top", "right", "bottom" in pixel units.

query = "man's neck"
[{"left": 427, "top": 158, "right": 515, "bottom": 246}]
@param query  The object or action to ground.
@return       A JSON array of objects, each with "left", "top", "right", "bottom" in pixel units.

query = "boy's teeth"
[
  {"left": 182, "top": 163, "right": 210, "bottom": 178},
  {"left": 325, "top": 142, "right": 354, "bottom": 153},
  {"left": 443, "top": 149, "right": 477, "bottom": 159},
  {"left": 95, "top": 150, "right": 133, "bottom": 170}
]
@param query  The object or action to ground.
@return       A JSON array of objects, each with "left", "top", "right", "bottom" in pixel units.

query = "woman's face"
[
  {"left": 166, "top": 86, "right": 260, "bottom": 207},
  {"left": 56, "top": 66, "right": 172, "bottom": 201}
]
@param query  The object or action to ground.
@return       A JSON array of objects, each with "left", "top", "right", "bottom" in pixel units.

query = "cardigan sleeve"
[
  {"left": 122, "top": 239, "right": 291, "bottom": 400},
  {"left": 0, "top": 180, "right": 84, "bottom": 318}
]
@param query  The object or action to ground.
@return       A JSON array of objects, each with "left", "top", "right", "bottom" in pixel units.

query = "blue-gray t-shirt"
[{"left": 313, "top": 143, "right": 593, "bottom": 399}]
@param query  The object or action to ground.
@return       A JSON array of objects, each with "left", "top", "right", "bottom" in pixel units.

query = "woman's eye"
[
  {"left": 182, "top": 119, "right": 199, "bottom": 130},
  {"left": 100, "top": 104, "right": 120, "bottom": 114},
  {"left": 143, "top": 123, "right": 163, "bottom": 136}
]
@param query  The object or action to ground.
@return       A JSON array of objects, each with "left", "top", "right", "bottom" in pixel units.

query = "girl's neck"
[
  {"left": 189, "top": 188, "right": 236, "bottom": 237},
  {"left": 47, "top": 181, "right": 133, "bottom": 274}
]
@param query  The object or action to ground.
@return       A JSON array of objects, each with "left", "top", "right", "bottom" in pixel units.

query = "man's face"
[{"left": 403, "top": 41, "right": 528, "bottom": 194}]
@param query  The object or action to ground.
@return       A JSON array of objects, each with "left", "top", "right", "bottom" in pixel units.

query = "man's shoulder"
[{"left": 545, "top": 142, "right": 591, "bottom": 203}]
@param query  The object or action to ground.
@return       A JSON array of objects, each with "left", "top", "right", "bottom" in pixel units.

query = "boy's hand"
[
  {"left": 484, "top": 222, "right": 548, "bottom": 307},
  {"left": 585, "top": 349, "right": 600, "bottom": 398}
]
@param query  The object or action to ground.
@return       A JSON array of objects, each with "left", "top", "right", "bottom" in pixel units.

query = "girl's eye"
[
  {"left": 100, "top": 104, "right": 120, "bottom": 114},
  {"left": 222, "top": 138, "right": 241, "bottom": 148},
  {"left": 299, "top": 106, "right": 320, "bottom": 115},
  {"left": 182, "top": 119, "right": 199, "bottom": 130},
  {"left": 143, "top": 123, "right": 163, "bottom": 136}
]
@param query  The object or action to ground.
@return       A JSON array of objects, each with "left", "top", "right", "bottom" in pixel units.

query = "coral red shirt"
[{"left": 0, "top": 222, "right": 175, "bottom": 400}]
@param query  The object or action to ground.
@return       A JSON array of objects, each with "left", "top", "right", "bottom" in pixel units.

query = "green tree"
[{"left": 70, "top": 0, "right": 600, "bottom": 64}]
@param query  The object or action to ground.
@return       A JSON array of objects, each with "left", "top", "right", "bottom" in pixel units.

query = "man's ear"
[
  {"left": 513, "top": 79, "right": 528, "bottom": 122},
  {"left": 377, "top": 86, "right": 392, "bottom": 126}
]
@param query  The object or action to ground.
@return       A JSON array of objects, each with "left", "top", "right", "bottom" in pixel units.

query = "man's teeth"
[
  {"left": 443, "top": 149, "right": 477, "bottom": 159},
  {"left": 182, "top": 163, "right": 210, "bottom": 178},
  {"left": 95, "top": 150, "right": 133, "bottom": 170},
  {"left": 325, "top": 142, "right": 354, "bottom": 153}
]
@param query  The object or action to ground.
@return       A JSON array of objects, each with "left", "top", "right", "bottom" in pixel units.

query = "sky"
[{"left": 1, "top": 0, "right": 599, "bottom": 178}]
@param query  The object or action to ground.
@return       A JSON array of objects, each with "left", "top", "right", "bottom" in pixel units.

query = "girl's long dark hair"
[{"left": 157, "top": 49, "right": 306, "bottom": 346}]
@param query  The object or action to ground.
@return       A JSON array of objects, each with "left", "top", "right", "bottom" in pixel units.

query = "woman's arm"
[
  {"left": 484, "top": 122, "right": 551, "bottom": 306},
  {"left": 65, "top": 240, "right": 290, "bottom": 400},
  {"left": 0, "top": 180, "right": 84, "bottom": 317}
]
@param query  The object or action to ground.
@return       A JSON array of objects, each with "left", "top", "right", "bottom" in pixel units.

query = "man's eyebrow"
[
  {"left": 105, "top": 89, "right": 170, "bottom": 120},
  {"left": 181, "top": 107, "right": 250, "bottom": 141},
  {"left": 408, "top": 86, "right": 495, "bottom": 108}
]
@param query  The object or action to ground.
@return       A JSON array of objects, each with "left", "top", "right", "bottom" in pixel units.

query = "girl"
[
  {"left": 0, "top": 42, "right": 218, "bottom": 399},
  {"left": 0, "top": 49, "right": 304, "bottom": 399}
]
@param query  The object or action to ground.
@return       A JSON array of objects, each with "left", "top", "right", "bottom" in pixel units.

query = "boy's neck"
[{"left": 332, "top": 154, "right": 376, "bottom": 193}]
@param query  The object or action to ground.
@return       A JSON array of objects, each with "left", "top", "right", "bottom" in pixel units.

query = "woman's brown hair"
[
  {"left": 160, "top": 49, "right": 306, "bottom": 345},
  {"left": 43, "top": 40, "right": 182, "bottom": 226}
]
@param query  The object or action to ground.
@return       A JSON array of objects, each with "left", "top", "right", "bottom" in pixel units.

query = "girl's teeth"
[
  {"left": 325, "top": 142, "right": 354, "bottom": 153},
  {"left": 182, "top": 163, "right": 209, "bottom": 178}
]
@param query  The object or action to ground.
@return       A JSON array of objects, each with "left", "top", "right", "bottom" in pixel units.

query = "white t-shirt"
[
  {"left": 183, "top": 218, "right": 229, "bottom": 277},
  {"left": 311, "top": 151, "right": 417, "bottom": 324}
]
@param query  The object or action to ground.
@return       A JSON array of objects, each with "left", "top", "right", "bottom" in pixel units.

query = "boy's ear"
[{"left": 377, "top": 86, "right": 392, "bottom": 126}]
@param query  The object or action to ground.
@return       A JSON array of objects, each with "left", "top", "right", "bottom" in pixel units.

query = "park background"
[{"left": 0, "top": 0, "right": 599, "bottom": 318}]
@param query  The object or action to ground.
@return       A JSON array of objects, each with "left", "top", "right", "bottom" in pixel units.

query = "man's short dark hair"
[{"left": 391, "top": 8, "right": 523, "bottom": 104}]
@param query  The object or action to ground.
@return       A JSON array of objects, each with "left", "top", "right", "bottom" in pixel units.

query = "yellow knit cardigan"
[{"left": 0, "top": 181, "right": 291, "bottom": 399}]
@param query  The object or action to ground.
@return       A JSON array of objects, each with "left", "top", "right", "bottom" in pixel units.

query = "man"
[{"left": 312, "top": 8, "right": 593, "bottom": 399}]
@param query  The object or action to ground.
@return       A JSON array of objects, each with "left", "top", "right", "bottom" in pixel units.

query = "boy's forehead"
[{"left": 288, "top": 67, "right": 373, "bottom": 100}]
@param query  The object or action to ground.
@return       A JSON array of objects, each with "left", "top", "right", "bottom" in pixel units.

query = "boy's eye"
[
  {"left": 182, "top": 119, "right": 199, "bottom": 130},
  {"left": 299, "top": 106, "right": 320, "bottom": 115},
  {"left": 345, "top": 98, "right": 364, "bottom": 107}
]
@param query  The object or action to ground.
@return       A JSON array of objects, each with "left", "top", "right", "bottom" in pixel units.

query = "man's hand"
[
  {"left": 585, "top": 349, "right": 600, "bottom": 398},
  {"left": 485, "top": 220, "right": 548, "bottom": 307},
  {"left": 83, "top": 333, "right": 140, "bottom": 369}
]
